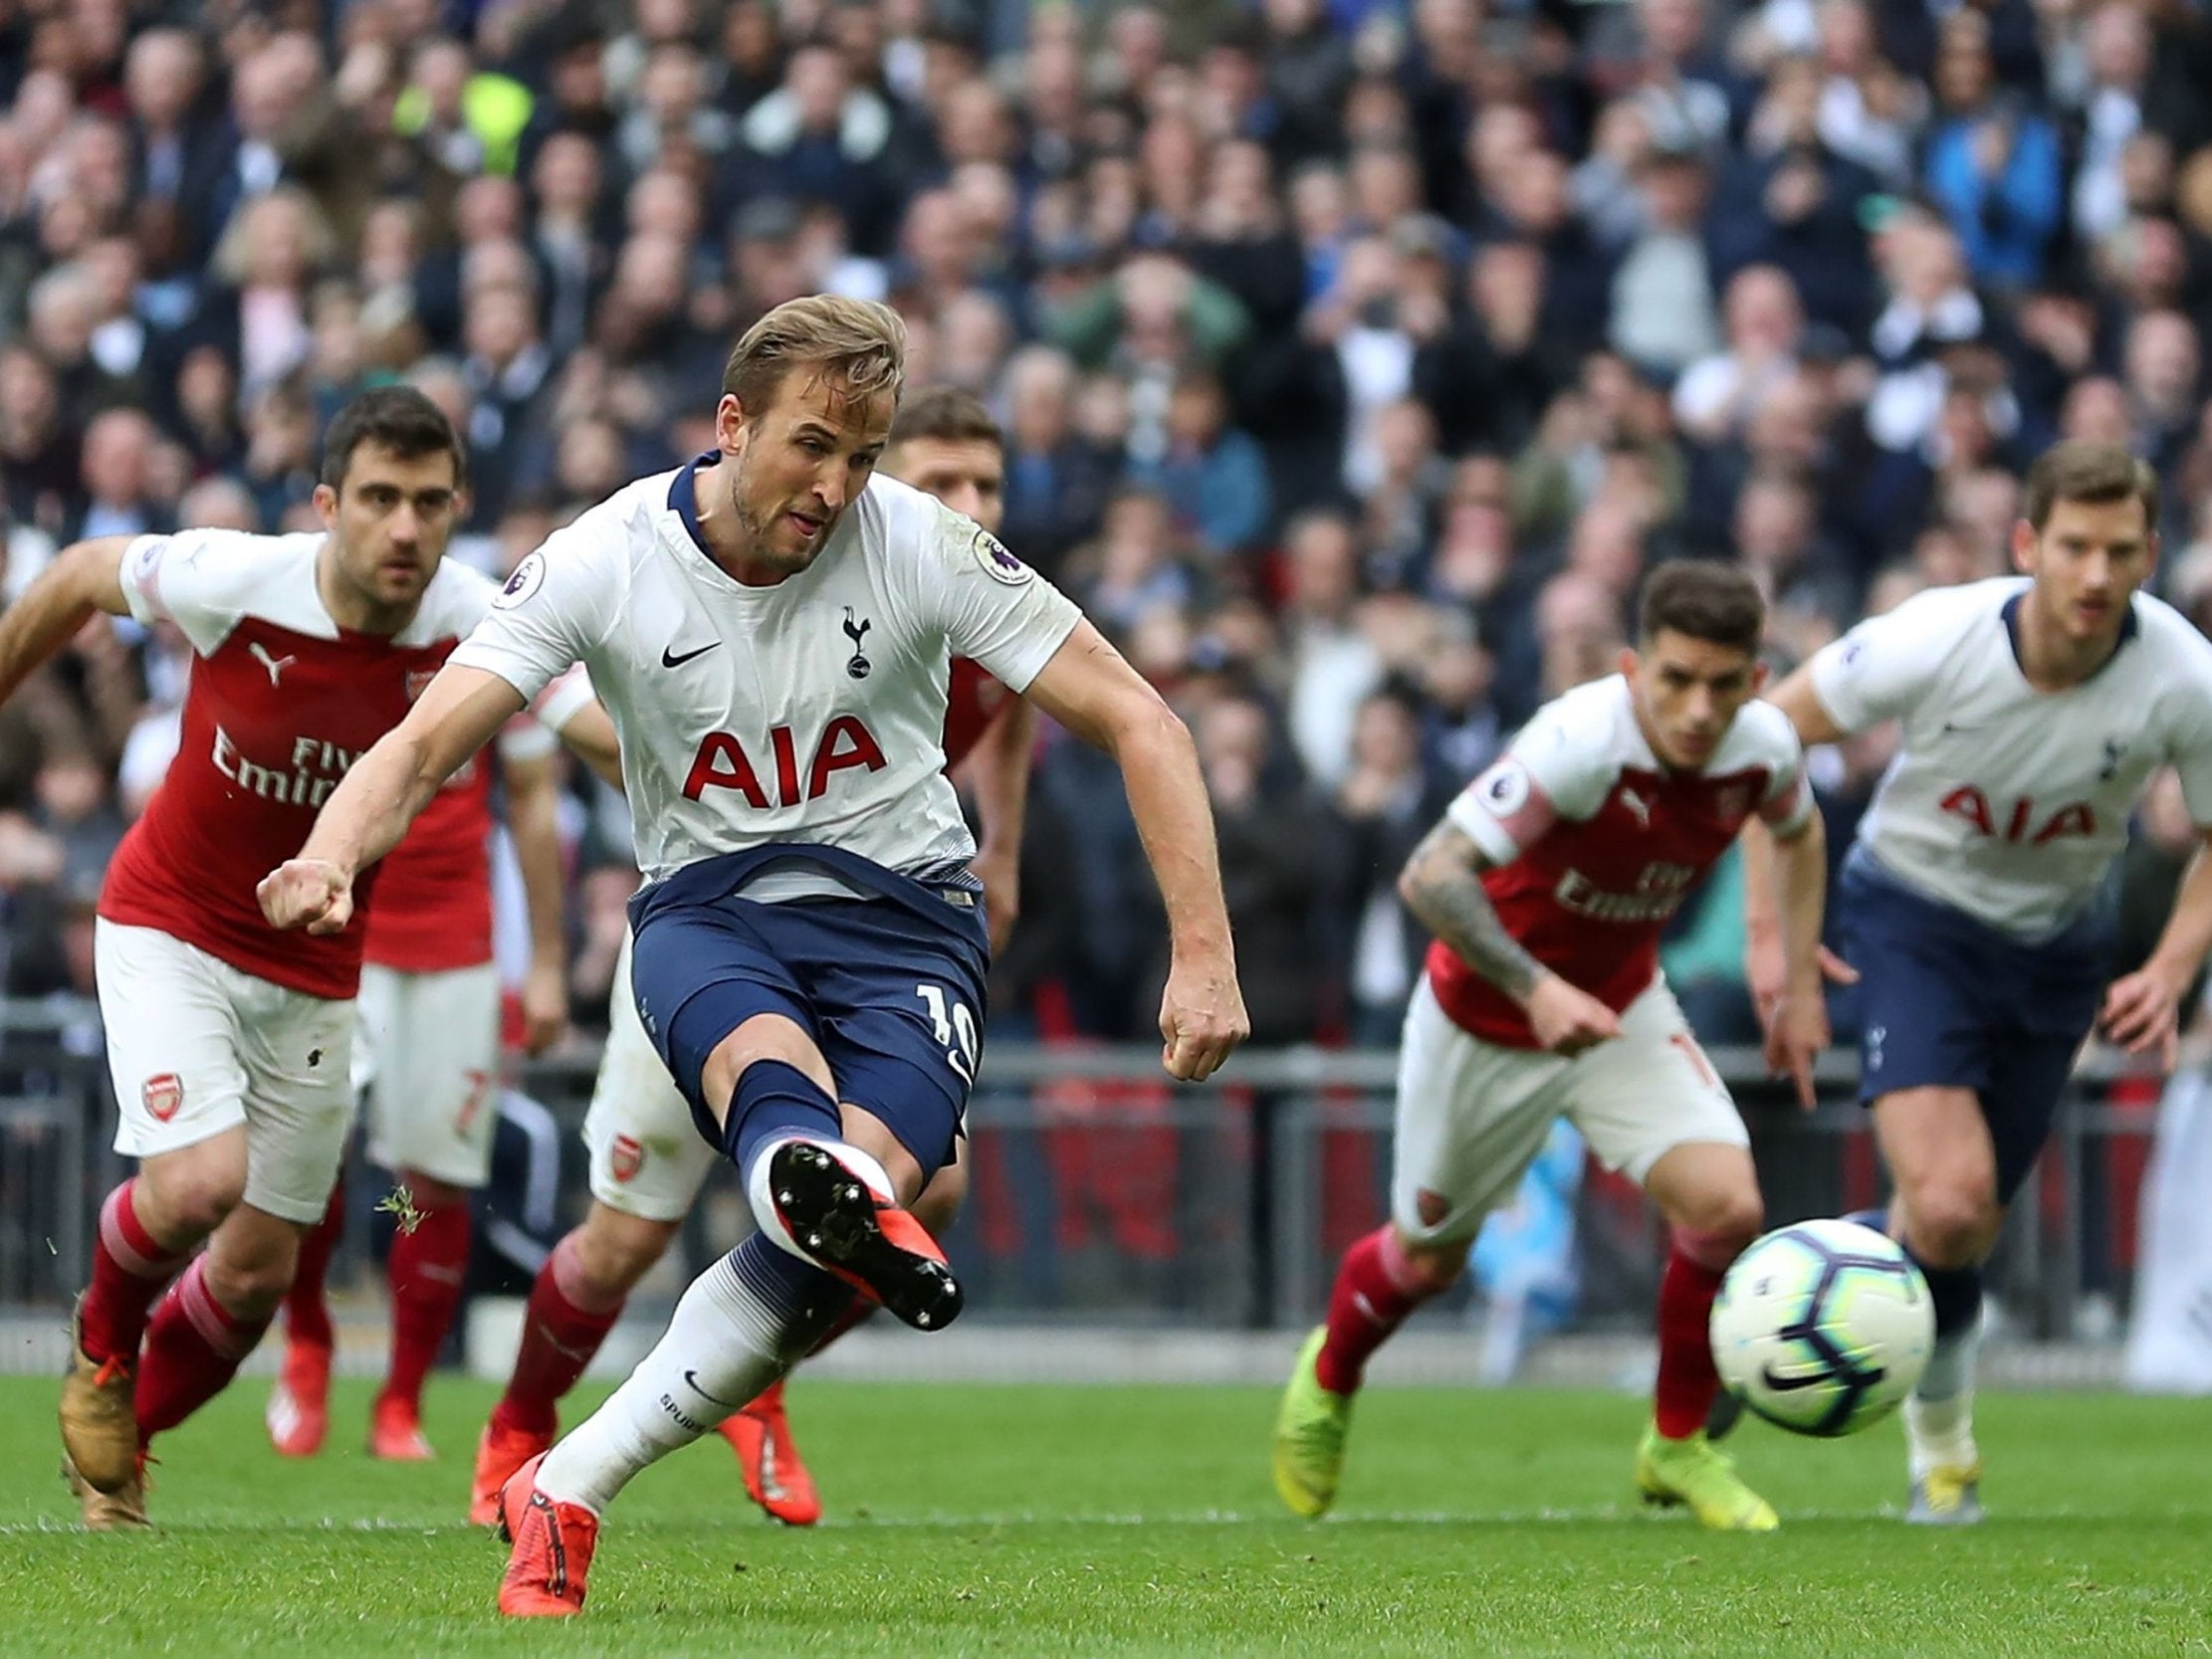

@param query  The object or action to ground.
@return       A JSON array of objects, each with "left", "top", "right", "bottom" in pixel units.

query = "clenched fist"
[
  {"left": 258, "top": 858, "right": 356, "bottom": 935},
  {"left": 1158, "top": 944, "right": 1249, "bottom": 1083}
]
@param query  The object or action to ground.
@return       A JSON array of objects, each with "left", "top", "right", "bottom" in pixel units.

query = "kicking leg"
[
  {"left": 496, "top": 1014, "right": 947, "bottom": 1615},
  {"left": 723, "top": 1134, "right": 974, "bottom": 1528}
]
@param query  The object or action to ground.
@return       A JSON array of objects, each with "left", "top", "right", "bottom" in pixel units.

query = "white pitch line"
[{"left": 16, "top": 1504, "right": 2197, "bottom": 1537}]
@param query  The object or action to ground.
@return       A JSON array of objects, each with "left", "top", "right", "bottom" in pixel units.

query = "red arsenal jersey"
[
  {"left": 942, "top": 656, "right": 1010, "bottom": 770},
  {"left": 1426, "top": 676, "right": 1813, "bottom": 1048},
  {"left": 100, "top": 529, "right": 496, "bottom": 999},
  {"left": 362, "top": 717, "right": 558, "bottom": 974}
]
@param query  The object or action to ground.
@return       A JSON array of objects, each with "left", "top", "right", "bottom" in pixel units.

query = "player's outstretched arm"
[
  {"left": 259, "top": 664, "right": 527, "bottom": 934},
  {"left": 2102, "top": 828, "right": 2212, "bottom": 1069},
  {"left": 957, "top": 695, "right": 1036, "bottom": 953},
  {"left": 1397, "top": 819, "right": 1621, "bottom": 1057},
  {"left": 1022, "top": 620, "right": 1248, "bottom": 1081},
  {"left": 0, "top": 536, "right": 136, "bottom": 704},
  {"left": 503, "top": 745, "right": 571, "bottom": 1055},
  {"left": 1762, "top": 811, "right": 1855, "bottom": 1109}
]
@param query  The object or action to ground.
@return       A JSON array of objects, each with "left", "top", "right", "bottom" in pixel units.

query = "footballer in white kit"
[
  {"left": 262, "top": 297, "right": 1247, "bottom": 1618},
  {"left": 463, "top": 386, "right": 1037, "bottom": 1533},
  {"left": 1747, "top": 443, "right": 2212, "bottom": 1523}
]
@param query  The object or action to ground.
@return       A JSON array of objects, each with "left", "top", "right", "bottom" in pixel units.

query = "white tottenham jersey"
[
  {"left": 1808, "top": 576, "right": 2212, "bottom": 939},
  {"left": 448, "top": 457, "right": 1083, "bottom": 885}
]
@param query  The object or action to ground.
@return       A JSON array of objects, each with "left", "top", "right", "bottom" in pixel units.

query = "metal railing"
[{"left": 0, "top": 999, "right": 2170, "bottom": 1342}]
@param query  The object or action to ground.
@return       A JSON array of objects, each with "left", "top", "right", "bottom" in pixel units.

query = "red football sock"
[
  {"left": 136, "top": 1256, "right": 271, "bottom": 1444},
  {"left": 283, "top": 1179, "right": 344, "bottom": 1352},
  {"left": 378, "top": 1199, "right": 472, "bottom": 1414},
  {"left": 490, "top": 1234, "right": 624, "bottom": 1438},
  {"left": 80, "top": 1179, "right": 191, "bottom": 1366},
  {"left": 1313, "top": 1225, "right": 1436, "bottom": 1396},
  {"left": 1654, "top": 1231, "right": 1736, "bottom": 1440}
]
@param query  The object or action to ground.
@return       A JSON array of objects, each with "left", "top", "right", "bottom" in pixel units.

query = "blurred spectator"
[
  {"left": 1172, "top": 694, "right": 1332, "bottom": 1045},
  {"left": 1125, "top": 369, "right": 1272, "bottom": 562},
  {"left": 1281, "top": 509, "right": 1382, "bottom": 788},
  {"left": 1329, "top": 685, "right": 1451, "bottom": 1043},
  {"left": 4, "top": 0, "right": 2210, "bottom": 1048}
]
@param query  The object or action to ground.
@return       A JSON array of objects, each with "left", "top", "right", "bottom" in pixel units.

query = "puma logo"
[
  {"left": 1619, "top": 786, "right": 1652, "bottom": 830},
  {"left": 249, "top": 642, "right": 297, "bottom": 686}
]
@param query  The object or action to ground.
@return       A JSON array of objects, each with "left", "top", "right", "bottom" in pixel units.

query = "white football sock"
[
  {"left": 536, "top": 1245, "right": 793, "bottom": 1515},
  {"left": 1904, "top": 1326, "right": 1981, "bottom": 1478},
  {"left": 745, "top": 1135, "right": 895, "bottom": 1263}
]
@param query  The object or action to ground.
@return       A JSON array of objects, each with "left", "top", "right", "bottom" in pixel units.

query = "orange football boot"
[
  {"left": 720, "top": 1377, "right": 821, "bottom": 1526},
  {"left": 496, "top": 1452, "right": 599, "bottom": 1618}
]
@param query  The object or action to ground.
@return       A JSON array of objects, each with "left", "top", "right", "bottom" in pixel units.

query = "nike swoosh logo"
[
  {"left": 684, "top": 1367, "right": 746, "bottom": 1409},
  {"left": 662, "top": 641, "right": 719, "bottom": 668}
]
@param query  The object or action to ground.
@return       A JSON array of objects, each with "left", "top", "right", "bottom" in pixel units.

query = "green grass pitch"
[{"left": 0, "top": 1374, "right": 2207, "bottom": 1657}]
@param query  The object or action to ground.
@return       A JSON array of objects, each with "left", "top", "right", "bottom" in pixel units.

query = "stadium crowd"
[{"left": 3, "top": 0, "right": 2212, "bottom": 1053}]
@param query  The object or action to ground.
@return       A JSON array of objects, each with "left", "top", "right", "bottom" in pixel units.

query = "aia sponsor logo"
[
  {"left": 681, "top": 717, "right": 888, "bottom": 806},
  {"left": 141, "top": 1073, "right": 184, "bottom": 1123},
  {"left": 610, "top": 1134, "right": 645, "bottom": 1183},
  {"left": 1938, "top": 787, "right": 2097, "bottom": 845}
]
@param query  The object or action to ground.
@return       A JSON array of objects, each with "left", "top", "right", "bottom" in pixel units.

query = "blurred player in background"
[
  {"left": 265, "top": 671, "right": 593, "bottom": 1463},
  {"left": 460, "top": 385, "right": 1036, "bottom": 1529},
  {"left": 263, "top": 297, "right": 1244, "bottom": 1617},
  {"left": 1273, "top": 563, "right": 1836, "bottom": 1532},
  {"left": 1741, "top": 441, "right": 2212, "bottom": 1523},
  {"left": 0, "top": 390, "right": 597, "bottom": 1528}
]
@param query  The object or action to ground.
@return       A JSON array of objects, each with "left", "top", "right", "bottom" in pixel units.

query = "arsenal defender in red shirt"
[
  {"left": 0, "top": 390, "right": 606, "bottom": 1528},
  {"left": 1270, "top": 562, "right": 1840, "bottom": 1532}
]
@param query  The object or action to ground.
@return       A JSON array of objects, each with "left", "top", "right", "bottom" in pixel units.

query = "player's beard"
[{"left": 729, "top": 453, "right": 824, "bottom": 575}]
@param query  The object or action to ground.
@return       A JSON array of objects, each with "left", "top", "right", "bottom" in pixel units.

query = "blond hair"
[{"left": 722, "top": 295, "right": 908, "bottom": 420}]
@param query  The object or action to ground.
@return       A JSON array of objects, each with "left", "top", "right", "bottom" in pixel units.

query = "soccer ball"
[{"left": 1708, "top": 1218, "right": 1934, "bottom": 1438}]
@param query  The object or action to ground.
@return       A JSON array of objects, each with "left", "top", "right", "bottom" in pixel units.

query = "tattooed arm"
[{"left": 1398, "top": 819, "right": 1622, "bottom": 1057}]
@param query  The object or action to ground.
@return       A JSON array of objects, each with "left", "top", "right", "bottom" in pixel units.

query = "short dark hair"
[
  {"left": 887, "top": 385, "right": 1002, "bottom": 453},
  {"left": 2022, "top": 440, "right": 2158, "bottom": 532},
  {"left": 319, "top": 386, "right": 466, "bottom": 493},
  {"left": 1638, "top": 559, "right": 1765, "bottom": 654}
]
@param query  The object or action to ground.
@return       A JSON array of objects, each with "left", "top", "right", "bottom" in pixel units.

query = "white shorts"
[
  {"left": 1391, "top": 975, "right": 1748, "bottom": 1246},
  {"left": 582, "top": 929, "right": 716, "bottom": 1223},
  {"left": 95, "top": 919, "right": 357, "bottom": 1226},
  {"left": 355, "top": 960, "right": 503, "bottom": 1188}
]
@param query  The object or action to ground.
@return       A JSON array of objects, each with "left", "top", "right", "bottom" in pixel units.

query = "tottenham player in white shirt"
[
  {"left": 459, "top": 387, "right": 1038, "bottom": 1532},
  {"left": 1743, "top": 442, "right": 2212, "bottom": 1523},
  {"left": 261, "top": 297, "right": 1249, "bottom": 1617}
]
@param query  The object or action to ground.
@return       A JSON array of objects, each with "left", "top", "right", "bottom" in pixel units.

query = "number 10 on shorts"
[{"left": 915, "top": 983, "right": 980, "bottom": 1082}]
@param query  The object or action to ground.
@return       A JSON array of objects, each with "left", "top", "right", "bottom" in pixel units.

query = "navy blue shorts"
[
  {"left": 1839, "top": 852, "right": 2110, "bottom": 1203},
  {"left": 627, "top": 846, "right": 991, "bottom": 1178}
]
